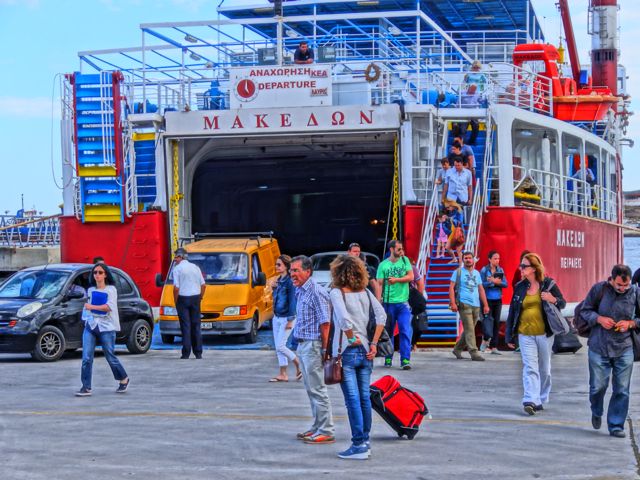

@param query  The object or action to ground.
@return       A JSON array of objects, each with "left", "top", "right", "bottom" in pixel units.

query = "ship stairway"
[
  {"left": 131, "top": 132, "right": 157, "bottom": 209},
  {"left": 72, "top": 72, "right": 126, "bottom": 223},
  {"left": 415, "top": 116, "right": 492, "bottom": 348}
]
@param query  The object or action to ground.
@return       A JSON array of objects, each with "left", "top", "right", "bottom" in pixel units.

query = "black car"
[{"left": 0, "top": 264, "right": 154, "bottom": 361}]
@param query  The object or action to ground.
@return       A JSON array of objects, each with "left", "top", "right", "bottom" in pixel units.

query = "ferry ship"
[{"left": 58, "top": 0, "right": 631, "bottom": 347}]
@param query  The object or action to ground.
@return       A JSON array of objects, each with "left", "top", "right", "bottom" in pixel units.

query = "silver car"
[{"left": 310, "top": 251, "right": 381, "bottom": 288}]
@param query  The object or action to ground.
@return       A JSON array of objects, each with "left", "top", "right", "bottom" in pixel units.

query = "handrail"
[
  {"left": 464, "top": 112, "right": 494, "bottom": 257},
  {"left": 0, "top": 215, "right": 61, "bottom": 247},
  {"left": 416, "top": 182, "right": 440, "bottom": 279}
]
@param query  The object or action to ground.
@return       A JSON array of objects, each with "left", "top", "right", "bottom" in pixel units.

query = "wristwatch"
[{"left": 370, "top": 342, "right": 378, "bottom": 346}]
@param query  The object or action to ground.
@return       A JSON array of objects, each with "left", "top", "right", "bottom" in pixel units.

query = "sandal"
[
  {"left": 296, "top": 371, "right": 303, "bottom": 381},
  {"left": 268, "top": 377, "right": 288, "bottom": 382}
]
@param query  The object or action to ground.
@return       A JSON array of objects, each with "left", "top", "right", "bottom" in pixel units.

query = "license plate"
[{"left": 201, "top": 322, "right": 213, "bottom": 329}]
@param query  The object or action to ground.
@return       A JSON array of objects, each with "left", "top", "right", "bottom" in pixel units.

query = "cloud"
[{"left": 0, "top": 97, "right": 60, "bottom": 119}]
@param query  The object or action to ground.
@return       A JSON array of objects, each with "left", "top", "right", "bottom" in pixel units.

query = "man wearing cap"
[{"left": 172, "top": 248, "right": 206, "bottom": 359}]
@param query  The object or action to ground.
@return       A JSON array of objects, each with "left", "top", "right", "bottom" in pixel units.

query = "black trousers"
[
  {"left": 482, "top": 299, "right": 503, "bottom": 348},
  {"left": 176, "top": 295, "right": 203, "bottom": 357}
]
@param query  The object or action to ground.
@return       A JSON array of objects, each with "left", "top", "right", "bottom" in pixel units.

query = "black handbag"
[
  {"left": 408, "top": 285, "right": 427, "bottom": 315},
  {"left": 366, "top": 291, "right": 393, "bottom": 357}
]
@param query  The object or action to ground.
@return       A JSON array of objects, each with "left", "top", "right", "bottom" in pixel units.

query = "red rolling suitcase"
[{"left": 370, "top": 375, "right": 428, "bottom": 440}]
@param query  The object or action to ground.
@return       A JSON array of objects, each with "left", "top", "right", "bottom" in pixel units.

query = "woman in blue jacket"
[
  {"left": 269, "top": 255, "right": 301, "bottom": 382},
  {"left": 479, "top": 250, "right": 507, "bottom": 354}
]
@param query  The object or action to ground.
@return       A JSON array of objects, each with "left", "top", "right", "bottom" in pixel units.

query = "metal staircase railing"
[
  {"left": 416, "top": 185, "right": 440, "bottom": 279},
  {"left": 464, "top": 112, "right": 494, "bottom": 258},
  {"left": 99, "top": 71, "right": 116, "bottom": 167},
  {"left": 123, "top": 122, "right": 137, "bottom": 217}
]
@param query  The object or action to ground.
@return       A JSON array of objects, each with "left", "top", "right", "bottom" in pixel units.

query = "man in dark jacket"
[{"left": 581, "top": 264, "right": 639, "bottom": 438}]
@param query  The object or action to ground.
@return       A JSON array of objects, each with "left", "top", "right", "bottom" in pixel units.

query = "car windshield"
[
  {"left": 168, "top": 253, "right": 248, "bottom": 284},
  {"left": 0, "top": 270, "right": 71, "bottom": 300},
  {"left": 312, "top": 254, "right": 339, "bottom": 271},
  {"left": 312, "top": 253, "right": 380, "bottom": 271}
]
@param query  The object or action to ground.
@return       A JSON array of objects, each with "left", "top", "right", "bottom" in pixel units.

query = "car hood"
[
  {"left": 311, "top": 271, "right": 331, "bottom": 287},
  {"left": 0, "top": 298, "right": 44, "bottom": 314}
]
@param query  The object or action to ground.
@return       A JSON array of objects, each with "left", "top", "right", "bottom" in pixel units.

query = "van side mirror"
[
  {"left": 67, "top": 285, "right": 86, "bottom": 300},
  {"left": 255, "top": 272, "right": 267, "bottom": 287},
  {"left": 155, "top": 273, "right": 165, "bottom": 287}
]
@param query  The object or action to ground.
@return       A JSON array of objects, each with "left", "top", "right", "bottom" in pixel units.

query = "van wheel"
[
  {"left": 126, "top": 320, "right": 153, "bottom": 354},
  {"left": 243, "top": 314, "right": 259, "bottom": 344},
  {"left": 161, "top": 334, "right": 175, "bottom": 344},
  {"left": 32, "top": 325, "right": 66, "bottom": 362}
]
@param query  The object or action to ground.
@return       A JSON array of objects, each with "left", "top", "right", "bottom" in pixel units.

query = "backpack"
[
  {"left": 573, "top": 282, "right": 606, "bottom": 337},
  {"left": 453, "top": 268, "right": 463, "bottom": 305}
]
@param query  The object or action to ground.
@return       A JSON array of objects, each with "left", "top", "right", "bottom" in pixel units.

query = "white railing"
[
  {"left": 73, "top": 180, "right": 82, "bottom": 220},
  {"left": 503, "top": 165, "right": 618, "bottom": 221},
  {"left": 464, "top": 114, "right": 494, "bottom": 257},
  {"left": 122, "top": 124, "right": 137, "bottom": 216},
  {"left": 99, "top": 71, "right": 116, "bottom": 167},
  {"left": 0, "top": 215, "right": 61, "bottom": 247},
  {"left": 119, "top": 60, "right": 555, "bottom": 119},
  {"left": 416, "top": 184, "right": 440, "bottom": 279}
]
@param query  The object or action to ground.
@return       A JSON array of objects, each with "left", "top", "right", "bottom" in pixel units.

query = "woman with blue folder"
[{"left": 75, "top": 263, "right": 130, "bottom": 396}]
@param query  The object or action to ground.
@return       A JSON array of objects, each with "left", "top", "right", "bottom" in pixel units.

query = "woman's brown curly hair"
[{"left": 329, "top": 254, "right": 369, "bottom": 291}]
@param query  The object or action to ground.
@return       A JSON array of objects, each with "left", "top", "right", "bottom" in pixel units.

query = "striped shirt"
[{"left": 293, "top": 277, "right": 330, "bottom": 341}]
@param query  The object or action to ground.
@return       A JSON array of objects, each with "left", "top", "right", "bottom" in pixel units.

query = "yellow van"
[{"left": 157, "top": 234, "right": 280, "bottom": 344}]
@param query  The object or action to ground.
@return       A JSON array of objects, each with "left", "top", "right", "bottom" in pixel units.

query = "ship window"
[{"left": 511, "top": 122, "right": 559, "bottom": 208}]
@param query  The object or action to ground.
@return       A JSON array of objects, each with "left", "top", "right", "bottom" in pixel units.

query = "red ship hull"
[
  {"left": 404, "top": 206, "right": 623, "bottom": 304},
  {"left": 60, "top": 212, "right": 170, "bottom": 306}
]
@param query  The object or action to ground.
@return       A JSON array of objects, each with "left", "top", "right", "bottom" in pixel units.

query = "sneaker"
[
  {"left": 384, "top": 357, "right": 392, "bottom": 368},
  {"left": 490, "top": 349, "right": 502, "bottom": 355},
  {"left": 479, "top": 341, "right": 489, "bottom": 353},
  {"left": 534, "top": 404, "right": 544, "bottom": 412},
  {"left": 610, "top": 430, "right": 626, "bottom": 438},
  {"left": 401, "top": 359, "right": 411, "bottom": 370},
  {"left": 304, "top": 434, "right": 336, "bottom": 444},
  {"left": 523, "top": 403, "right": 536, "bottom": 416},
  {"left": 337, "top": 444, "right": 369, "bottom": 460},
  {"left": 116, "top": 379, "right": 130, "bottom": 393},
  {"left": 296, "top": 430, "right": 315, "bottom": 440},
  {"left": 75, "top": 387, "right": 92, "bottom": 397},
  {"left": 591, "top": 415, "right": 602, "bottom": 430},
  {"left": 452, "top": 349, "right": 463, "bottom": 360}
]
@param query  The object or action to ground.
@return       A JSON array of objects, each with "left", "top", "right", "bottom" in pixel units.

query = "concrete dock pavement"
[{"left": 0, "top": 347, "right": 639, "bottom": 479}]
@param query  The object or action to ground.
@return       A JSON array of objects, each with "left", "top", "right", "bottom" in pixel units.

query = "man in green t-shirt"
[{"left": 376, "top": 240, "right": 414, "bottom": 370}]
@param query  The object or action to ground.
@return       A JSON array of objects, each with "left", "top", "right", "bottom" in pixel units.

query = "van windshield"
[
  {"left": 169, "top": 253, "right": 248, "bottom": 284},
  {"left": 0, "top": 270, "right": 71, "bottom": 300}
]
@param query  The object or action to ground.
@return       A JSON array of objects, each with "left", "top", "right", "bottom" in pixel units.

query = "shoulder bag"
[
  {"left": 324, "top": 327, "right": 343, "bottom": 385},
  {"left": 323, "top": 290, "right": 343, "bottom": 385},
  {"left": 542, "top": 280, "right": 570, "bottom": 335}
]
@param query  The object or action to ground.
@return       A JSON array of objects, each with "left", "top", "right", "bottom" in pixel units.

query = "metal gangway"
[{"left": 0, "top": 214, "right": 61, "bottom": 247}]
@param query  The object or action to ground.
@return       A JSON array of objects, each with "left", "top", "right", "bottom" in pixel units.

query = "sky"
[{"left": 0, "top": 0, "right": 637, "bottom": 215}]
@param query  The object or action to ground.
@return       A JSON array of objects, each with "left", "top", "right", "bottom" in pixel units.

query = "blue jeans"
[
  {"left": 81, "top": 325, "right": 128, "bottom": 390},
  {"left": 339, "top": 346, "right": 373, "bottom": 445},
  {"left": 383, "top": 302, "right": 412, "bottom": 362},
  {"left": 589, "top": 348, "right": 634, "bottom": 433}
]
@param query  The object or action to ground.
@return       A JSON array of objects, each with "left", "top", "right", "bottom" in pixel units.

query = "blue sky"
[{"left": 0, "top": 0, "right": 637, "bottom": 214}]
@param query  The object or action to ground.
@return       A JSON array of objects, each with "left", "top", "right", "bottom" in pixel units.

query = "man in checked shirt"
[{"left": 290, "top": 255, "right": 335, "bottom": 444}]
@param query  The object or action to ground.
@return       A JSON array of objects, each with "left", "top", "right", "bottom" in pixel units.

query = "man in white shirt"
[
  {"left": 173, "top": 248, "right": 206, "bottom": 359},
  {"left": 442, "top": 156, "right": 473, "bottom": 209}
]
